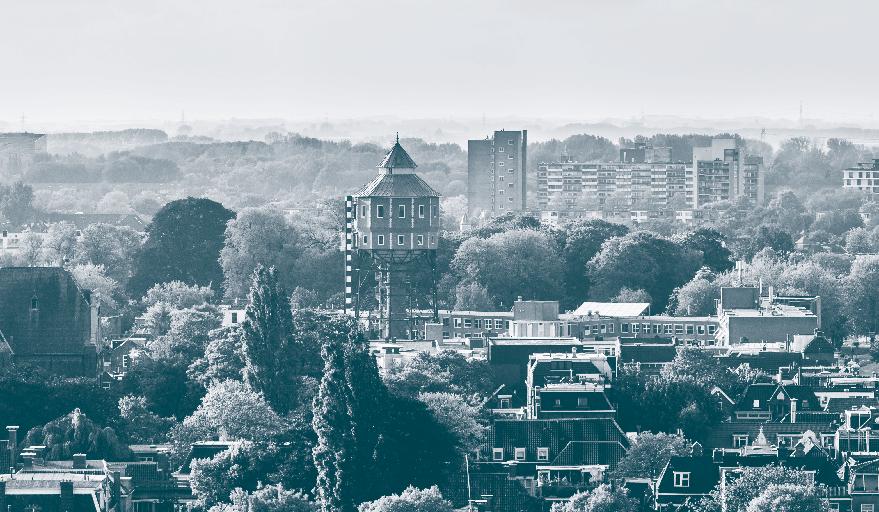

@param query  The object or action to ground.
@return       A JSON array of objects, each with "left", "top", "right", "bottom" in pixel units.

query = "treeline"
[{"left": 26, "top": 152, "right": 179, "bottom": 183}]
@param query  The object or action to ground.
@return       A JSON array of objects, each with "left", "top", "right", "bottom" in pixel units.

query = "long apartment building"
[
  {"left": 537, "top": 138, "right": 764, "bottom": 219},
  {"left": 467, "top": 130, "right": 527, "bottom": 217}
]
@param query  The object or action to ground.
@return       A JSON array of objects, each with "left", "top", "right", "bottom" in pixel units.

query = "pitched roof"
[
  {"left": 355, "top": 172, "right": 440, "bottom": 198},
  {"left": 657, "top": 456, "right": 719, "bottom": 495},
  {"left": 484, "top": 418, "right": 629, "bottom": 467},
  {"left": 825, "top": 397, "right": 879, "bottom": 413},
  {"left": 551, "top": 441, "right": 627, "bottom": 468},
  {"left": 705, "top": 421, "right": 837, "bottom": 450},
  {"left": 377, "top": 140, "right": 417, "bottom": 170},
  {"left": 852, "top": 458, "right": 879, "bottom": 474}
]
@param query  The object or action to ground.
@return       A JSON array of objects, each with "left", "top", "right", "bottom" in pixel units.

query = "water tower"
[{"left": 344, "top": 135, "right": 441, "bottom": 339}]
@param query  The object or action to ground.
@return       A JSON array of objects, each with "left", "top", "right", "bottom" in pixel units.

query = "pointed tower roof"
[{"left": 377, "top": 133, "right": 417, "bottom": 171}]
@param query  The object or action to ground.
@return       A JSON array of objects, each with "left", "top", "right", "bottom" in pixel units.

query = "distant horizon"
[{"left": 3, "top": 0, "right": 877, "bottom": 128}]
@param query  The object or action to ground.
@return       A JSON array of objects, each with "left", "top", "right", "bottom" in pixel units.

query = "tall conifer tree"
[{"left": 241, "top": 265, "right": 294, "bottom": 412}]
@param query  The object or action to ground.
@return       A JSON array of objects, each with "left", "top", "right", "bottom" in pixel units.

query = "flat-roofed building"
[
  {"left": 843, "top": 159, "right": 879, "bottom": 197},
  {"left": 467, "top": 130, "right": 527, "bottom": 218}
]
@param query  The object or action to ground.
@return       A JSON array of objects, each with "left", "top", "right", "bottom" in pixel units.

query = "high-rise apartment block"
[
  {"left": 692, "top": 138, "right": 764, "bottom": 208},
  {"left": 842, "top": 159, "right": 879, "bottom": 196},
  {"left": 537, "top": 138, "right": 764, "bottom": 221},
  {"left": 467, "top": 130, "right": 527, "bottom": 217}
]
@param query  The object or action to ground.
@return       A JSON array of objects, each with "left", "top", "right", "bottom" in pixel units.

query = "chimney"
[
  {"left": 60, "top": 481, "right": 74, "bottom": 512},
  {"left": 790, "top": 398, "right": 798, "bottom": 424},
  {"left": 111, "top": 470, "right": 121, "bottom": 509},
  {"left": 6, "top": 426, "right": 17, "bottom": 471},
  {"left": 72, "top": 453, "right": 86, "bottom": 469}
]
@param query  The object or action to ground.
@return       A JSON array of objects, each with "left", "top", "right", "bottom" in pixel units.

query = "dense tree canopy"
[
  {"left": 129, "top": 197, "right": 234, "bottom": 297},
  {"left": 451, "top": 229, "right": 563, "bottom": 308}
]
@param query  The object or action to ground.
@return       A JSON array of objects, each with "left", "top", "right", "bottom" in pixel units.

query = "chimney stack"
[
  {"left": 60, "top": 481, "right": 74, "bottom": 512},
  {"left": 6, "top": 426, "right": 18, "bottom": 472},
  {"left": 111, "top": 470, "right": 121, "bottom": 510},
  {"left": 72, "top": 453, "right": 86, "bottom": 469}
]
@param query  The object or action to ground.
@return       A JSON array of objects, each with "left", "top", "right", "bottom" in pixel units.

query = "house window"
[
  {"left": 673, "top": 472, "right": 690, "bottom": 488},
  {"left": 708, "top": 325, "right": 716, "bottom": 335},
  {"left": 453, "top": 318, "right": 462, "bottom": 328},
  {"left": 492, "top": 448, "right": 504, "bottom": 461},
  {"left": 514, "top": 448, "right": 525, "bottom": 461},
  {"left": 418, "top": 204, "right": 425, "bottom": 218},
  {"left": 398, "top": 205, "right": 406, "bottom": 218},
  {"left": 463, "top": 318, "right": 472, "bottom": 328},
  {"left": 361, "top": 205, "right": 367, "bottom": 217},
  {"left": 608, "top": 323, "right": 614, "bottom": 333},
  {"left": 508, "top": 139, "right": 514, "bottom": 145},
  {"left": 664, "top": 324, "right": 673, "bottom": 334},
  {"left": 376, "top": 205, "right": 385, "bottom": 218},
  {"left": 495, "top": 319, "right": 504, "bottom": 329},
  {"left": 498, "top": 147, "right": 505, "bottom": 153},
  {"left": 231, "top": 312, "right": 238, "bottom": 324},
  {"left": 632, "top": 323, "right": 640, "bottom": 333},
  {"left": 675, "top": 324, "right": 684, "bottom": 335},
  {"left": 733, "top": 434, "right": 749, "bottom": 448},
  {"left": 499, "top": 397, "right": 511, "bottom": 408},
  {"left": 862, "top": 505, "right": 874, "bottom": 512},
  {"left": 397, "top": 234, "right": 405, "bottom": 245},
  {"left": 621, "top": 323, "right": 630, "bottom": 333},
  {"left": 377, "top": 235, "right": 385, "bottom": 246},
  {"left": 102, "top": 382, "right": 111, "bottom": 390},
  {"left": 417, "top": 235, "right": 424, "bottom": 246},
  {"left": 431, "top": 205, "right": 438, "bottom": 217},
  {"left": 686, "top": 325, "right": 695, "bottom": 335},
  {"left": 554, "top": 399, "right": 561, "bottom": 408},
  {"left": 30, "top": 297, "right": 38, "bottom": 310},
  {"left": 577, "top": 396, "right": 589, "bottom": 408},
  {"left": 698, "top": 325, "right": 706, "bottom": 335},
  {"left": 753, "top": 400, "right": 761, "bottom": 408},
  {"left": 362, "top": 235, "right": 369, "bottom": 244},
  {"left": 122, "top": 355, "right": 130, "bottom": 368},
  {"left": 537, "top": 448, "right": 549, "bottom": 461}
]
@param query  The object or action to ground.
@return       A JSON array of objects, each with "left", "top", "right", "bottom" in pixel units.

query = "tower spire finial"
[{"left": 395, "top": 132, "right": 399, "bottom": 144}]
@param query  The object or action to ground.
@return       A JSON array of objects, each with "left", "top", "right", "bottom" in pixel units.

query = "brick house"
[{"left": 0, "top": 267, "right": 101, "bottom": 376}]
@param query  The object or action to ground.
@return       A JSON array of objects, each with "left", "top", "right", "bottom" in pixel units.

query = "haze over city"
[{"left": 3, "top": 0, "right": 879, "bottom": 129}]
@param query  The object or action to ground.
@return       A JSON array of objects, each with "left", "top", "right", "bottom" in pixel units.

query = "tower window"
[
  {"left": 30, "top": 297, "right": 38, "bottom": 310},
  {"left": 398, "top": 205, "right": 406, "bottom": 218},
  {"left": 376, "top": 205, "right": 385, "bottom": 218}
]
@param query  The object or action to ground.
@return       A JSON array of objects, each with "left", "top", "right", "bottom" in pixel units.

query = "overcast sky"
[{"left": 2, "top": 0, "right": 877, "bottom": 126}]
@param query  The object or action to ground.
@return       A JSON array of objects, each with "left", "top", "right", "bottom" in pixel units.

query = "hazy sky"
[{"left": 2, "top": 0, "right": 877, "bottom": 126}]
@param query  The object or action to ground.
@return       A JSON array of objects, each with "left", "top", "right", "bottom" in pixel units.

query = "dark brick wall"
[{"left": 0, "top": 267, "right": 97, "bottom": 376}]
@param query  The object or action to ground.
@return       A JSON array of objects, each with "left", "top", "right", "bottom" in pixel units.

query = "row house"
[
  {"left": 657, "top": 434, "right": 848, "bottom": 511},
  {"left": 467, "top": 418, "right": 629, "bottom": 510},
  {"left": 524, "top": 352, "right": 614, "bottom": 419}
]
